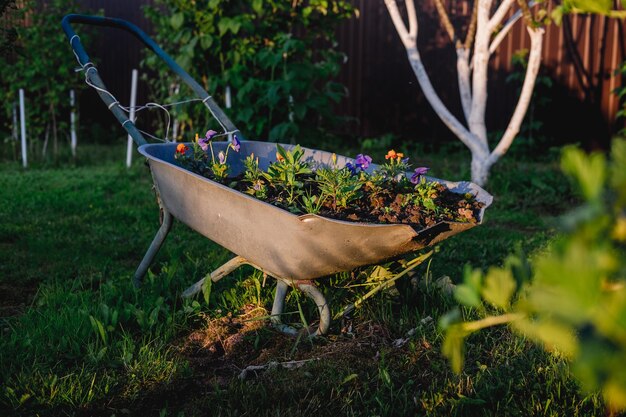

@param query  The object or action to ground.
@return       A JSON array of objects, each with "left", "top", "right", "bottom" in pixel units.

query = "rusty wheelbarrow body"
[{"left": 62, "top": 15, "right": 493, "bottom": 336}]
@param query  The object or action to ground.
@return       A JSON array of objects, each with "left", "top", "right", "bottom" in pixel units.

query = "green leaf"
[
  {"left": 481, "top": 267, "right": 517, "bottom": 310},
  {"left": 610, "top": 139, "right": 626, "bottom": 205},
  {"left": 380, "top": 367, "right": 392, "bottom": 386},
  {"left": 342, "top": 373, "right": 358, "bottom": 384},
  {"left": 202, "top": 277, "right": 212, "bottom": 305},
  {"left": 438, "top": 308, "right": 461, "bottom": 330},
  {"left": 511, "top": 317, "right": 578, "bottom": 357},
  {"left": 200, "top": 35, "right": 213, "bottom": 50},
  {"left": 229, "top": 19, "right": 242, "bottom": 35},
  {"left": 442, "top": 324, "right": 470, "bottom": 373},
  {"left": 89, "top": 315, "right": 107, "bottom": 344},
  {"left": 423, "top": 198, "right": 436, "bottom": 211},
  {"left": 566, "top": 0, "right": 612, "bottom": 14},
  {"left": 170, "top": 12, "right": 184, "bottom": 30},
  {"left": 454, "top": 284, "right": 482, "bottom": 308},
  {"left": 276, "top": 144, "right": 288, "bottom": 161},
  {"left": 218, "top": 18, "right": 231, "bottom": 36},
  {"left": 252, "top": 0, "right": 264, "bottom": 14},
  {"left": 561, "top": 146, "right": 606, "bottom": 202}
]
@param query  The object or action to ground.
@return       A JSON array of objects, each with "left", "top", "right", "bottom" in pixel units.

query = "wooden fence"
[
  {"left": 68, "top": 0, "right": 626, "bottom": 145},
  {"left": 335, "top": 0, "right": 625, "bottom": 146}
]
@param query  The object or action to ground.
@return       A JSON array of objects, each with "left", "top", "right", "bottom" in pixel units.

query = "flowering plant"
[
  {"left": 174, "top": 130, "right": 241, "bottom": 182},
  {"left": 173, "top": 136, "right": 483, "bottom": 228}
]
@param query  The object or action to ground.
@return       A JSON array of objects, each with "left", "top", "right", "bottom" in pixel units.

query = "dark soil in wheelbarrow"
[{"left": 230, "top": 175, "right": 485, "bottom": 230}]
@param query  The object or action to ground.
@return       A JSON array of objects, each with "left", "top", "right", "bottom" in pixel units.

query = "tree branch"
[
  {"left": 405, "top": 0, "right": 418, "bottom": 40},
  {"left": 464, "top": 0, "right": 479, "bottom": 50},
  {"left": 487, "top": 0, "right": 516, "bottom": 33},
  {"left": 488, "top": 7, "right": 522, "bottom": 56},
  {"left": 487, "top": 1, "right": 537, "bottom": 57},
  {"left": 516, "top": 0, "right": 535, "bottom": 27},
  {"left": 487, "top": 27, "right": 544, "bottom": 167},
  {"left": 469, "top": 0, "right": 494, "bottom": 144},
  {"left": 457, "top": 48, "right": 472, "bottom": 123},
  {"left": 433, "top": 0, "right": 459, "bottom": 47},
  {"left": 384, "top": 0, "right": 411, "bottom": 47},
  {"left": 384, "top": 0, "right": 486, "bottom": 156}
]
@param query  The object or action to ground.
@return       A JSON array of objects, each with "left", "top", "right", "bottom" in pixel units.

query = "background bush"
[{"left": 143, "top": 0, "right": 355, "bottom": 144}]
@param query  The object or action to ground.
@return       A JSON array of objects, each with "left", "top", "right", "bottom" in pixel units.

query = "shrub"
[
  {"left": 441, "top": 138, "right": 626, "bottom": 411},
  {"left": 143, "top": 0, "right": 355, "bottom": 144}
]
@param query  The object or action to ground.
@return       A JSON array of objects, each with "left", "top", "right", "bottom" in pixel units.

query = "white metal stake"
[
  {"left": 225, "top": 85, "right": 232, "bottom": 141},
  {"left": 70, "top": 90, "right": 77, "bottom": 157},
  {"left": 19, "top": 89, "right": 27, "bottom": 168},
  {"left": 126, "top": 69, "right": 139, "bottom": 168},
  {"left": 170, "top": 83, "right": 180, "bottom": 142}
]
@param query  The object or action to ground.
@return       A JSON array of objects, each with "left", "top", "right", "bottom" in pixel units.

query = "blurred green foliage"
[
  {"left": 0, "top": 0, "right": 89, "bottom": 160},
  {"left": 442, "top": 138, "right": 626, "bottom": 411},
  {"left": 143, "top": 0, "right": 355, "bottom": 144}
]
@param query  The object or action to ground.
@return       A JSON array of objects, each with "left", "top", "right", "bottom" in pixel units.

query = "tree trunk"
[{"left": 471, "top": 152, "right": 490, "bottom": 187}]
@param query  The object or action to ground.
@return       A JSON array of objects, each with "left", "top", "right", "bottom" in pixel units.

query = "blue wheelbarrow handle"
[{"left": 61, "top": 14, "right": 240, "bottom": 146}]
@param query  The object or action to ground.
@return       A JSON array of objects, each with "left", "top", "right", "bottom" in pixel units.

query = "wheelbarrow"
[{"left": 62, "top": 15, "right": 493, "bottom": 336}]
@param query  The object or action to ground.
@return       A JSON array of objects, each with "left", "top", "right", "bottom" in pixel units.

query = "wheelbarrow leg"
[
  {"left": 271, "top": 279, "right": 331, "bottom": 337},
  {"left": 181, "top": 256, "right": 249, "bottom": 298},
  {"left": 133, "top": 207, "right": 173, "bottom": 287}
]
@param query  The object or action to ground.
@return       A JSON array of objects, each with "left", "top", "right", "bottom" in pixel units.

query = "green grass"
[{"left": 0, "top": 144, "right": 607, "bottom": 416}]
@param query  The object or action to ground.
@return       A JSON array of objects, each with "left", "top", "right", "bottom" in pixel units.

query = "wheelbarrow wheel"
[{"left": 271, "top": 279, "right": 331, "bottom": 337}]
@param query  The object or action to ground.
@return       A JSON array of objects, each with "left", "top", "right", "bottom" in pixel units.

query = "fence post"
[
  {"left": 19, "top": 89, "right": 27, "bottom": 168},
  {"left": 70, "top": 90, "right": 78, "bottom": 157},
  {"left": 126, "top": 69, "right": 139, "bottom": 168}
]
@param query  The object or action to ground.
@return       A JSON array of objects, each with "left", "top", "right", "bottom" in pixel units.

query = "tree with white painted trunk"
[{"left": 384, "top": 0, "right": 545, "bottom": 186}]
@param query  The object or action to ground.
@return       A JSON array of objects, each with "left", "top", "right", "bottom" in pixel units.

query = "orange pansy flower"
[
  {"left": 385, "top": 150, "right": 404, "bottom": 160},
  {"left": 176, "top": 143, "right": 189, "bottom": 154},
  {"left": 276, "top": 152, "right": 285, "bottom": 162}
]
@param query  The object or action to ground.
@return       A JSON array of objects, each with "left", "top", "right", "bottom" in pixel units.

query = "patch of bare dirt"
[
  {"left": 76, "top": 302, "right": 442, "bottom": 417},
  {"left": 0, "top": 282, "right": 37, "bottom": 319}
]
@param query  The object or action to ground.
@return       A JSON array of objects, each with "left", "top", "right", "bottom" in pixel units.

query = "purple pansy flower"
[
  {"left": 355, "top": 154, "right": 372, "bottom": 171},
  {"left": 198, "top": 136, "right": 209, "bottom": 151},
  {"left": 345, "top": 162, "right": 358, "bottom": 175},
  {"left": 231, "top": 134, "right": 241, "bottom": 152},
  {"left": 206, "top": 129, "right": 218, "bottom": 140},
  {"left": 218, "top": 151, "right": 226, "bottom": 164},
  {"left": 411, "top": 167, "right": 429, "bottom": 184}
]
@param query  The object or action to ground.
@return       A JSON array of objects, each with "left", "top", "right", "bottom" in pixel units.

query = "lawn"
[{"left": 0, "top": 143, "right": 606, "bottom": 416}]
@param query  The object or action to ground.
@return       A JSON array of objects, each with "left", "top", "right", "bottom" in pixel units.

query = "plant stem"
[
  {"left": 462, "top": 312, "right": 524, "bottom": 332},
  {"left": 335, "top": 250, "right": 434, "bottom": 319}
]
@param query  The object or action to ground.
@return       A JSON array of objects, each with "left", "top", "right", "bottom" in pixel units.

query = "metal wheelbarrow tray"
[{"left": 62, "top": 15, "right": 493, "bottom": 336}]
